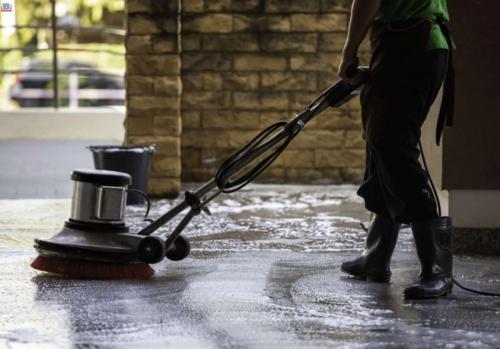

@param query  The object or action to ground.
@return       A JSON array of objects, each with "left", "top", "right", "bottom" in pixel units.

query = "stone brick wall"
[
  {"left": 180, "top": 0, "right": 367, "bottom": 184},
  {"left": 125, "top": 0, "right": 182, "bottom": 197},
  {"left": 125, "top": 0, "right": 368, "bottom": 196}
]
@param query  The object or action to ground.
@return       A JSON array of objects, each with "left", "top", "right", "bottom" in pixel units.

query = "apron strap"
[{"left": 435, "top": 19, "right": 455, "bottom": 146}]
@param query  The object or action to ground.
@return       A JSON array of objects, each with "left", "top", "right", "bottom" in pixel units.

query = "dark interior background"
[{"left": 444, "top": 0, "right": 500, "bottom": 189}]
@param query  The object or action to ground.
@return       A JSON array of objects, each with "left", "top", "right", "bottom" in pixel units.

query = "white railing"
[{"left": 9, "top": 71, "right": 124, "bottom": 108}]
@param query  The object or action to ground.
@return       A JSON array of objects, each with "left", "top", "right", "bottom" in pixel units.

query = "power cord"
[
  {"left": 126, "top": 188, "right": 152, "bottom": 222},
  {"left": 214, "top": 70, "right": 367, "bottom": 194},
  {"left": 215, "top": 121, "right": 299, "bottom": 193},
  {"left": 418, "top": 140, "right": 500, "bottom": 297}
]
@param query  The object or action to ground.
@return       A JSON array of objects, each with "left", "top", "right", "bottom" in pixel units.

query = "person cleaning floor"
[{"left": 337, "top": 0, "right": 455, "bottom": 299}]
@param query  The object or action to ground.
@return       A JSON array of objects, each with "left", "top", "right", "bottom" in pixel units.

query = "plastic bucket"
[{"left": 89, "top": 145, "right": 155, "bottom": 205}]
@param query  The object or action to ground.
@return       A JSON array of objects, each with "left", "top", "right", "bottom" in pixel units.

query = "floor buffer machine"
[{"left": 31, "top": 68, "right": 368, "bottom": 279}]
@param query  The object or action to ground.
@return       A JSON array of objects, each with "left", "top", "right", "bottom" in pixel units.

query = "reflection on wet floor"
[{"left": 1, "top": 184, "right": 500, "bottom": 348}]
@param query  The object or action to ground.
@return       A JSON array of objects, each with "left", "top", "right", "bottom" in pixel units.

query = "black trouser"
[{"left": 357, "top": 21, "right": 448, "bottom": 224}]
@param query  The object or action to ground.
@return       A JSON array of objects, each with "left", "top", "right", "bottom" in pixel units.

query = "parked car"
[{"left": 9, "top": 59, "right": 125, "bottom": 107}]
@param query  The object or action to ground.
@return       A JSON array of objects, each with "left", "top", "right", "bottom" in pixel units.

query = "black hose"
[
  {"left": 418, "top": 141, "right": 500, "bottom": 297},
  {"left": 126, "top": 188, "right": 151, "bottom": 220},
  {"left": 214, "top": 69, "right": 367, "bottom": 194},
  {"left": 418, "top": 140, "right": 442, "bottom": 217},
  {"left": 215, "top": 120, "right": 302, "bottom": 193},
  {"left": 453, "top": 279, "right": 500, "bottom": 297}
]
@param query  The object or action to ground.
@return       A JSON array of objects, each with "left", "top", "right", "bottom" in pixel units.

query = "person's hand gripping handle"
[
  {"left": 338, "top": 55, "right": 362, "bottom": 85},
  {"left": 338, "top": 0, "right": 382, "bottom": 84}
]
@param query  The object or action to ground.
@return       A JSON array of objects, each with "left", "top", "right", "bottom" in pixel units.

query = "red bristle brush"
[{"left": 31, "top": 256, "right": 155, "bottom": 279}]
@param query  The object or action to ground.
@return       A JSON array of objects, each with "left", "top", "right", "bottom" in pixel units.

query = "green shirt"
[{"left": 374, "top": 0, "right": 451, "bottom": 50}]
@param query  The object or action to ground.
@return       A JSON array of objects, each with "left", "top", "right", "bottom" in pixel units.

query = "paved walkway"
[
  {"left": 1, "top": 185, "right": 500, "bottom": 348},
  {"left": 0, "top": 140, "right": 116, "bottom": 199}
]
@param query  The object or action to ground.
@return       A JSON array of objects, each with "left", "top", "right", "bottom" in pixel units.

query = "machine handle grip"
[{"left": 345, "top": 65, "right": 369, "bottom": 83}]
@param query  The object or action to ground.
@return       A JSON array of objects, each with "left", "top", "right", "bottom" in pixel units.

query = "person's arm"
[{"left": 338, "top": 0, "right": 382, "bottom": 83}]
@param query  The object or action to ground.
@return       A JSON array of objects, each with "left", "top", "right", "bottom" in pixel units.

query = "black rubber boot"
[
  {"left": 404, "top": 217, "right": 453, "bottom": 299},
  {"left": 341, "top": 215, "right": 400, "bottom": 282}
]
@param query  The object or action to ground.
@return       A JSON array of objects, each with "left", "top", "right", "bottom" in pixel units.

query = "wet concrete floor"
[{"left": 1, "top": 184, "right": 500, "bottom": 348}]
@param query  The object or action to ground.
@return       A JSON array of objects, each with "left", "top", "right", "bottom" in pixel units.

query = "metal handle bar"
[{"left": 137, "top": 67, "right": 369, "bottom": 243}]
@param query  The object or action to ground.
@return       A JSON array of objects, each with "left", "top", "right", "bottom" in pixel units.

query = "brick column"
[
  {"left": 125, "top": 0, "right": 182, "bottom": 197},
  {"left": 180, "top": 0, "right": 368, "bottom": 184}
]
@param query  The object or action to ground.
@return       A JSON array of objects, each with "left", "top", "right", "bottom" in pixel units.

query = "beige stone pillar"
[
  {"left": 179, "top": 0, "right": 367, "bottom": 184},
  {"left": 125, "top": 0, "right": 182, "bottom": 197}
]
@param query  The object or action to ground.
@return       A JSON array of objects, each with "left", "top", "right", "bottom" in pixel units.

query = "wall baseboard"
[
  {"left": 449, "top": 190, "right": 500, "bottom": 228},
  {"left": 454, "top": 227, "right": 500, "bottom": 256}
]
